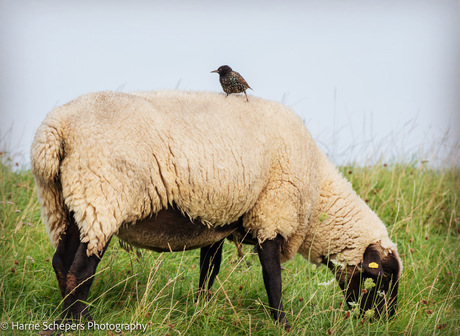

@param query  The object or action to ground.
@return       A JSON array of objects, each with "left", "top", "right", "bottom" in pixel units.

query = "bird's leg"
[{"left": 244, "top": 91, "right": 249, "bottom": 102}]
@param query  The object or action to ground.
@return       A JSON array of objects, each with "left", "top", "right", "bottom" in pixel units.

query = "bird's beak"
[{"left": 211, "top": 70, "right": 218, "bottom": 73}]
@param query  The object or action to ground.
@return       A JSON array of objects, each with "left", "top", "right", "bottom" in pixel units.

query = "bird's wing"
[{"left": 234, "top": 71, "right": 252, "bottom": 90}]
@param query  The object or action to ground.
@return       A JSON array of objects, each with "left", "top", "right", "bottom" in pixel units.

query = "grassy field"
[{"left": 1, "top": 153, "right": 459, "bottom": 335}]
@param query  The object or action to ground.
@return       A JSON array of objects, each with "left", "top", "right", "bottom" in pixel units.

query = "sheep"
[{"left": 31, "top": 90, "right": 402, "bottom": 330}]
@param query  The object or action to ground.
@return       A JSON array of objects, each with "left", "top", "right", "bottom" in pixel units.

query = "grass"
[{"left": 1, "top": 152, "right": 459, "bottom": 335}]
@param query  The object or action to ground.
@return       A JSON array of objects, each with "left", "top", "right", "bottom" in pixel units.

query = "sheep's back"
[{"left": 46, "top": 90, "right": 319, "bottom": 255}]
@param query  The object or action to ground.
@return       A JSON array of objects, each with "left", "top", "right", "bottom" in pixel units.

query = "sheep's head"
[{"left": 329, "top": 243, "right": 401, "bottom": 318}]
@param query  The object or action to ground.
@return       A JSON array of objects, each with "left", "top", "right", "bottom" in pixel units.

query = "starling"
[{"left": 211, "top": 65, "right": 252, "bottom": 102}]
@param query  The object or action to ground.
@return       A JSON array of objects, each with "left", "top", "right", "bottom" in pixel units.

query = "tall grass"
[{"left": 0, "top": 151, "right": 458, "bottom": 335}]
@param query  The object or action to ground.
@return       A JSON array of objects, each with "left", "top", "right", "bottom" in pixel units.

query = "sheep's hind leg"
[
  {"left": 197, "top": 239, "right": 224, "bottom": 298},
  {"left": 60, "top": 239, "right": 111, "bottom": 321},
  {"left": 257, "top": 235, "right": 290, "bottom": 330},
  {"left": 52, "top": 213, "right": 81, "bottom": 298}
]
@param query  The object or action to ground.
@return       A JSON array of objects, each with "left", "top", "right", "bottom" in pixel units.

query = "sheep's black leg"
[
  {"left": 52, "top": 213, "right": 81, "bottom": 298},
  {"left": 256, "top": 235, "right": 290, "bottom": 330},
  {"left": 61, "top": 239, "right": 111, "bottom": 321},
  {"left": 198, "top": 240, "right": 224, "bottom": 296}
]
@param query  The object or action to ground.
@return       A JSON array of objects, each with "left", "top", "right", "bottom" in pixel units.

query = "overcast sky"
[{"left": 1, "top": 0, "right": 459, "bottom": 166}]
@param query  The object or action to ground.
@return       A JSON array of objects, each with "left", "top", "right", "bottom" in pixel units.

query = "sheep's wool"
[{"left": 31, "top": 90, "right": 396, "bottom": 265}]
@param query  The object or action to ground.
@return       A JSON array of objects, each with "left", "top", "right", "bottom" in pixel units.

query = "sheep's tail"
[{"left": 30, "top": 116, "right": 68, "bottom": 248}]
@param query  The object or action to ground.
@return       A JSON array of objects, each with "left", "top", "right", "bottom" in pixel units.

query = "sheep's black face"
[{"left": 330, "top": 244, "right": 401, "bottom": 318}]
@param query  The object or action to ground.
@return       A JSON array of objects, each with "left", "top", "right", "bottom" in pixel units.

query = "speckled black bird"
[{"left": 211, "top": 65, "right": 252, "bottom": 102}]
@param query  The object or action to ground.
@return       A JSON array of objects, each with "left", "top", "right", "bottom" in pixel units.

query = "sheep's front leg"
[
  {"left": 198, "top": 240, "right": 224, "bottom": 297},
  {"left": 257, "top": 235, "right": 290, "bottom": 330}
]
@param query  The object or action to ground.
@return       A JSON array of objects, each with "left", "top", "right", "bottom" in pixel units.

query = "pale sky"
[{"left": 1, "top": 0, "right": 459, "bottom": 166}]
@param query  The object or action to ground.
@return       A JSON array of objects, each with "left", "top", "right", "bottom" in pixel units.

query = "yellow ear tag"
[{"left": 368, "top": 262, "right": 379, "bottom": 269}]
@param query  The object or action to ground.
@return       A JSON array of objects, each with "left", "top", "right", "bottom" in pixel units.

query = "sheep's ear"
[{"left": 363, "top": 244, "right": 384, "bottom": 277}]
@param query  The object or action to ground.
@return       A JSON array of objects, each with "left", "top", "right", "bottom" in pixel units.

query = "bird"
[{"left": 211, "top": 65, "right": 252, "bottom": 102}]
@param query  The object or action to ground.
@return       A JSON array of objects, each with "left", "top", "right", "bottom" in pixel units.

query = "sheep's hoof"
[
  {"left": 39, "top": 319, "right": 75, "bottom": 336},
  {"left": 195, "top": 289, "right": 212, "bottom": 303},
  {"left": 40, "top": 311, "right": 93, "bottom": 336},
  {"left": 39, "top": 329, "right": 55, "bottom": 336},
  {"left": 279, "top": 319, "right": 291, "bottom": 332}
]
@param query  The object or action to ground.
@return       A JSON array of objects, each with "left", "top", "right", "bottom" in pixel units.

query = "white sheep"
[{"left": 31, "top": 90, "right": 402, "bottom": 329}]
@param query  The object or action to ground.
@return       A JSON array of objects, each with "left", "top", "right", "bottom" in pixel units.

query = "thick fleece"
[
  {"left": 31, "top": 91, "right": 319, "bottom": 258},
  {"left": 298, "top": 154, "right": 399, "bottom": 266},
  {"left": 31, "top": 90, "right": 398, "bottom": 266}
]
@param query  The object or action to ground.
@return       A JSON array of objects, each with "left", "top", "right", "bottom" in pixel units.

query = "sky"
[{"left": 1, "top": 0, "right": 459, "bottom": 167}]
